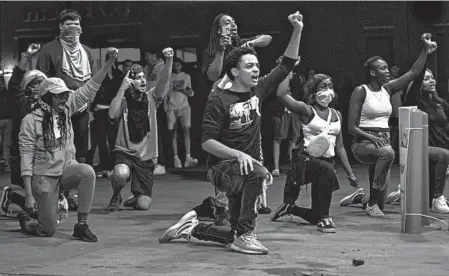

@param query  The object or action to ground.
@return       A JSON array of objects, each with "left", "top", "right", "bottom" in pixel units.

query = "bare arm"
[
  {"left": 243, "top": 35, "right": 273, "bottom": 48},
  {"left": 276, "top": 75, "right": 312, "bottom": 119},
  {"left": 154, "top": 48, "right": 174, "bottom": 100},
  {"left": 384, "top": 33, "right": 436, "bottom": 95},
  {"left": 108, "top": 88, "right": 126, "bottom": 120},
  {"left": 202, "top": 139, "right": 241, "bottom": 159},
  {"left": 335, "top": 111, "right": 353, "bottom": 176},
  {"left": 206, "top": 51, "right": 226, "bottom": 82},
  {"left": 347, "top": 86, "right": 374, "bottom": 140}
]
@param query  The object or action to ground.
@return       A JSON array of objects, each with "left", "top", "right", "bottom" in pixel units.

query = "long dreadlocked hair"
[
  {"left": 203, "top": 14, "right": 243, "bottom": 72},
  {"left": 40, "top": 92, "right": 71, "bottom": 151}
]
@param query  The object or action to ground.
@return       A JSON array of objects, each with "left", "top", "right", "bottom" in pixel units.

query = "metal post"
[
  {"left": 421, "top": 112, "right": 430, "bottom": 226},
  {"left": 399, "top": 107, "right": 423, "bottom": 234}
]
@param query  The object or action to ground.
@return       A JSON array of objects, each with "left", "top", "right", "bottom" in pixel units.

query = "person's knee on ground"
[
  {"left": 112, "top": 164, "right": 130, "bottom": 193},
  {"left": 134, "top": 194, "right": 152, "bottom": 210},
  {"left": 192, "top": 196, "right": 217, "bottom": 219},
  {"left": 34, "top": 181, "right": 57, "bottom": 237}
]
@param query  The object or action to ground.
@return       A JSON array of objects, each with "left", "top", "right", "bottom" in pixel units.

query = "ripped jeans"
[
  {"left": 351, "top": 132, "right": 395, "bottom": 207},
  {"left": 207, "top": 159, "right": 269, "bottom": 236}
]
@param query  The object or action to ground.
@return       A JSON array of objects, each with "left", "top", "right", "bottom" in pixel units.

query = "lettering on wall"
[{"left": 23, "top": 3, "right": 131, "bottom": 23}]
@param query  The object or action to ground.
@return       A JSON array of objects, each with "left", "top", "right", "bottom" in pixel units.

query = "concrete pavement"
[{"left": 1, "top": 164, "right": 449, "bottom": 276}]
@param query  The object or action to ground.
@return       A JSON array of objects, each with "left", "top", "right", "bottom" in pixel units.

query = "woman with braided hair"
[
  {"left": 16, "top": 48, "right": 118, "bottom": 242},
  {"left": 202, "top": 13, "right": 273, "bottom": 84}
]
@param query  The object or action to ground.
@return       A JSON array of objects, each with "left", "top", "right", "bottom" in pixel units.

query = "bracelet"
[
  {"left": 22, "top": 52, "right": 32, "bottom": 60},
  {"left": 347, "top": 173, "right": 355, "bottom": 178}
]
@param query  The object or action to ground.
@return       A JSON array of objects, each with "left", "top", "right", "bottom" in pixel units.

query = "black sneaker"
[
  {"left": 73, "top": 223, "right": 98, "bottom": 242},
  {"left": 270, "top": 203, "right": 292, "bottom": 221},
  {"left": 258, "top": 206, "right": 272, "bottom": 214},
  {"left": 123, "top": 195, "right": 137, "bottom": 208},
  {"left": 104, "top": 193, "right": 123, "bottom": 212},
  {"left": 0, "top": 187, "right": 12, "bottom": 215},
  {"left": 317, "top": 217, "right": 336, "bottom": 233},
  {"left": 17, "top": 212, "right": 31, "bottom": 230},
  {"left": 214, "top": 206, "right": 229, "bottom": 226},
  {"left": 67, "top": 196, "right": 78, "bottom": 211}
]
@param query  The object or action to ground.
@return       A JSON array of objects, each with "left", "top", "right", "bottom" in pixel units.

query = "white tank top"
[
  {"left": 302, "top": 107, "right": 341, "bottom": 158},
  {"left": 359, "top": 84, "right": 392, "bottom": 129}
]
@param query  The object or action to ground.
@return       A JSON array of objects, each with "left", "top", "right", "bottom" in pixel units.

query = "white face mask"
[{"left": 315, "top": 89, "right": 335, "bottom": 107}]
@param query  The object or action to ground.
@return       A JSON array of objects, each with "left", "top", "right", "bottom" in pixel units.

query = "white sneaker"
[
  {"left": 184, "top": 156, "right": 198, "bottom": 168},
  {"left": 432, "top": 195, "right": 449, "bottom": 214},
  {"left": 154, "top": 164, "right": 166, "bottom": 175},
  {"left": 173, "top": 156, "right": 182, "bottom": 169},
  {"left": 229, "top": 231, "right": 268, "bottom": 255}
]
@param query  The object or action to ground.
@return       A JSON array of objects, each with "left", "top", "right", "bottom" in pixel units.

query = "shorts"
[
  {"left": 167, "top": 106, "right": 191, "bottom": 130},
  {"left": 114, "top": 151, "right": 155, "bottom": 197},
  {"left": 273, "top": 112, "right": 301, "bottom": 141}
]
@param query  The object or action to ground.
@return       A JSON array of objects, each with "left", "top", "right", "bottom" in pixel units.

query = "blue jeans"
[
  {"left": 352, "top": 137, "right": 395, "bottom": 206},
  {"left": 428, "top": 146, "right": 449, "bottom": 204}
]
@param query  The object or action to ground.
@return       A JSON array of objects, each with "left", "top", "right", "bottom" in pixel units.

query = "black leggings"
[{"left": 288, "top": 156, "right": 339, "bottom": 225}]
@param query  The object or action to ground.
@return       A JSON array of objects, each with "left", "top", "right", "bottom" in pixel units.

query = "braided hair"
[
  {"left": 203, "top": 14, "right": 243, "bottom": 74},
  {"left": 40, "top": 92, "right": 71, "bottom": 151}
]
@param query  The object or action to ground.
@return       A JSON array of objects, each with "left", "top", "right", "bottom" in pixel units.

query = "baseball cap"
[
  {"left": 21, "top": 70, "right": 47, "bottom": 90},
  {"left": 39, "top": 78, "right": 71, "bottom": 97}
]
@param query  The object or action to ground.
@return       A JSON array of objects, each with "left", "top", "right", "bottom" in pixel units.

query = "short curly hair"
[{"left": 224, "top": 47, "right": 258, "bottom": 81}]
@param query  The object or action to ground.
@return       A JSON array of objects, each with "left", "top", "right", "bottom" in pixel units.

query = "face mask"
[
  {"left": 60, "top": 25, "right": 82, "bottom": 44},
  {"left": 315, "top": 89, "right": 335, "bottom": 107}
]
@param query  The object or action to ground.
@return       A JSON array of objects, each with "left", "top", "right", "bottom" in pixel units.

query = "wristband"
[
  {"left": 22, "top": 52, "right": 32, "bottom": 60},
  {"left": 347, "top": 173, "right": 355, "bottom": 178}
]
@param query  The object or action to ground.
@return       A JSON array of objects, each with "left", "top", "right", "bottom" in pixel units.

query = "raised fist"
[
  {"left": 162, "top": 47, "right": 174, "bottom": 58},
  {"left": 288, "top": 11, "right": 304, "bottom": 30},
  {"left": 107, "top": 47, "right": 119, "bottom": 60},
  {"left": 27, "top": 44, "right": 41, "bottom": 56},
  {"left": 421, "top": 33, "right": 437, "bottom": 55}
]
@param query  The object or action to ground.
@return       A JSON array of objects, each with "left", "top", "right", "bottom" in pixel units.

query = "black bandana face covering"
[{"left": 125, "top": 91, "right": 150, "bottom": 144}]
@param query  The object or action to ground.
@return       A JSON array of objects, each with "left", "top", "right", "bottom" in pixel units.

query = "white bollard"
[
  {"left": 399, "top": 107, "right": 424, "bottom": 234},
  {"left": 421, "top": 113, "right": 430, "bottom": 226}
]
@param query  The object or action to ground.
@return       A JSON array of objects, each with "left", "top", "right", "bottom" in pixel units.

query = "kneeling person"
[{"left": 105, "top": 48, "right": 174, "bottom": 211}]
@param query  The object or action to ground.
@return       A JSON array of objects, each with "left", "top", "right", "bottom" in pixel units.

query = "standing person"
[
  {"left": 159, "top": 11, "right": 303, "bottom": 255},
  {"left": 265, "top": 56, "right": 302, "bottom": 177},
  {"left": 270, "top": 73, "right": 359, "bottom": 233},
  {"left": 104, "top": 48, "right": 174, "bottom": 212},
  {"left": 0, "top": 66, "right": 12, "bottom": 172},
  {"left": 202, "top": 13, "right": 272, "bottom": 83},
  {"left": 0, "top": 44, "right": 47, "bottom": 217},
  {"left": 17, "top": 48, "right": 118, "bottom": 241},
  {"left": 37, "top": 9, "right": 96, "bottom": 211},
  {"left": 339, "top": 33, "right": 437, "bottom": 216},
  {"left": 166, "top": 57, "right": 198, "bottom": 168},
  {"left": 87, "top": 52, "right": 123, "bottom": 174}
]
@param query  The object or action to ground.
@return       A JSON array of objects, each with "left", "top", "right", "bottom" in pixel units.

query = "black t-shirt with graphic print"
[{"left": 202, "top": 56, "right": 297, "bottom": 167}]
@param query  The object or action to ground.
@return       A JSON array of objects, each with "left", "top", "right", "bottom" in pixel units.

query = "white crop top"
[
  {"left": 302, "top": 107, "right": 341, "bottom": 158},
  {"left": 359, "top": 84, "right": 392, "bottom": 129}
]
